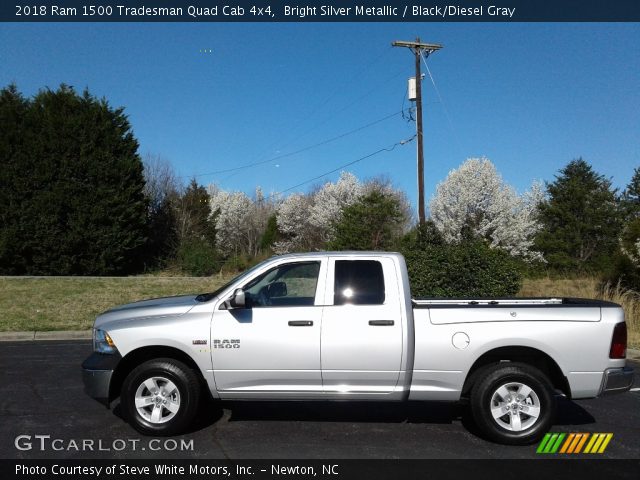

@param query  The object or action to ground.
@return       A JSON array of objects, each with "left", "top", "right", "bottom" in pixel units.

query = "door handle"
[
  {"left": 369, "top": 320, "right": 395, "bottom": 326},
  {"left": 288, "top": 321, "right": 314, "bottom": 326}
]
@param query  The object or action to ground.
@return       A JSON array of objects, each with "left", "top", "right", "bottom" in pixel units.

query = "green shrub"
[
  {"left": 328, "top": 190, "right": 405, "bottom": 251},
  {"left": 401, "top": 241, "right": 522, "bottom": 298},
  {"left": 399, "top": 221, "right": 444, "bottom": 250},
  {"left": 220, "top": 252, "right": 272, "bottom": 275},
  {"left": 176, "top": 238, "right": 220, "bottom": 276},
  {"left": 604, "top": 218, "right": 640, "bottom": 292},
  {"left": 259, "top": 214, "right": 279, "bottom": 252},
  {"left": 607, "top": 252, "right": 640, "bottom": 293}
]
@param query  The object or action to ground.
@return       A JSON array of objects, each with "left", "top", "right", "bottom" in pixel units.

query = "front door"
[{"left": 212, "top": 260, "right": 325, "bottom": 397}]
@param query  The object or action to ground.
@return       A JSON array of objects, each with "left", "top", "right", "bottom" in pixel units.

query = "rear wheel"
[
  {"left": 470, "top": 362, "right": 556, "bottom": 445},
  {"left": 121, "top": 358, "right": 200, "bottom": 436}
]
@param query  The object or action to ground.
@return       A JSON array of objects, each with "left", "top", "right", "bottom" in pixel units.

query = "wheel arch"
[
  {"left": 109, "top": 345, "right": 210, "bottom": 403},
  {"left": 461, "top": 346, "right": 570, "bottom": 399}
]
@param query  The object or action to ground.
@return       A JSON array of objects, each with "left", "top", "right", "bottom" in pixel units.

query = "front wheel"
[
  {"left": 470, "top": 363, "right": 556, "bottom": 445},
  {"left": 121, "top": 358, "right": 201, "bottom": 436}
]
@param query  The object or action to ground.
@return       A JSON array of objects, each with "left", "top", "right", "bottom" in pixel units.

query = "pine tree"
[
  {"left": 0, "top": 85, "right": 148, "bottom": 275},
  {"left": 176, "top": 179, "right": 216, "bottom": 244},
  {"left": 621, "top": 167, "right": 640, "bottom": 218},
  {"left": 535, "top": 158, "right": 622, "bottom": 272},
  {"left": 259, "top": 214, "right": 279, "bottom": 252},
  {"left": 0, "top": 85, "right": 30, "bottom": 272}
]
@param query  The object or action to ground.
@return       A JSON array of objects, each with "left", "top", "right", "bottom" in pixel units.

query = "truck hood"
[{"left": 94, "top": 295, "right": 199, "bottom": 328}]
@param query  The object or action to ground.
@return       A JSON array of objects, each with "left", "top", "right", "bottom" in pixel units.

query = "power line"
[
  {"left": 182, "top": 109, "right": 406, "bottom": 179},
  {"left": 283, "top": 67, "right": 409, "bottom": 149},
  {"left": 271, "top": 134, "right": 417, "bottom": 198},
  {"left": 289, "top": 47, "right": 395, "bottom": 135},
  {"left": 420, "top": 51, "right": 456, "bottom": 135},
  {"left": 183, "top": 58, "right": 407, "bottom": 183},
  {"left": 241, "top": 47, "right": 395, "bottom": 170}
]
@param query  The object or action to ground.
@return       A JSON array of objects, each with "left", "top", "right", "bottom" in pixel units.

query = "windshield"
[{"left": 194, "top": 258, "right": 273, "bottom": 302}]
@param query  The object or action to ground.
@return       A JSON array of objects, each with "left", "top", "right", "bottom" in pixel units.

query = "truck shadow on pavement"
[
  {"left": 222, "top": 396, "right": 594, "bottom": 424},
  {"left": 112, "top": 394, "right": 595, "bottom": 437}
]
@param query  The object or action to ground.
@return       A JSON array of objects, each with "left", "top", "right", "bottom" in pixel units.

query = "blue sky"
[{"left": 1, "top": 22, "right": 638, "bottom": 211}]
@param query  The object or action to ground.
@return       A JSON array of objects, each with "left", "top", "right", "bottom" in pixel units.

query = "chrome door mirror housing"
[{"left": 228, "top": 288, "right": 246, "bottom": 309}]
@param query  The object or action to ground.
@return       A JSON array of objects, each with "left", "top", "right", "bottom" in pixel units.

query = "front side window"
[
  {"left": 243, "top": 261, "right": 320, "bottom": 307},
  {"left": 334, "top": 260, "right": 385, "bottom": 305}
]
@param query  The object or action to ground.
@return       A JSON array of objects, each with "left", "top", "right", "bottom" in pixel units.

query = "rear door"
[{"left": 320, "top": 257, "right": 403, "bottom": 394}]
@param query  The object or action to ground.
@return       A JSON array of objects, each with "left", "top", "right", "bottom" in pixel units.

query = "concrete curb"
[{"left": 0, "top": 330, "right": 92, "bottom": 341}]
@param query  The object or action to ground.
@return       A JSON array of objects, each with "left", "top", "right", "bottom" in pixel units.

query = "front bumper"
[
  {"left": 600, "top": 366, "right": 634, "bottom": 395},
  {"left": 81, "top": 352, "right": 121, "bottom": 406}
]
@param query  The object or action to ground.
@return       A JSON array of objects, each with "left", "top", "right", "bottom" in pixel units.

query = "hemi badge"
[{"left": 192, "top": 339, "right": 207, "bottom": 345}]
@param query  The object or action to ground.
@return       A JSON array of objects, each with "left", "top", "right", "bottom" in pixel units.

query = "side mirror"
[
  {"left": 228, "top": 288, "right": 246, "bottom": 309},
  {"left": 267, "top": 281, "right": 287, "bottom": 298}
]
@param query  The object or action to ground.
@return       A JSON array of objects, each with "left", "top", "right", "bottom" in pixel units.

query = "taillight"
[{"left": 609, "top": 322, "right": 627, "bottom": 359}]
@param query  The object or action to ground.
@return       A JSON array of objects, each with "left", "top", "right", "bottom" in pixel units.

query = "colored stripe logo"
[{"left": 537, "top": 433, "right": 613, "bottom": 454}]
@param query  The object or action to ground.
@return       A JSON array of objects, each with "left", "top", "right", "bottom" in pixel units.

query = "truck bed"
[{"left": 412, "top": 297, "right": 619, "bottom": 308}]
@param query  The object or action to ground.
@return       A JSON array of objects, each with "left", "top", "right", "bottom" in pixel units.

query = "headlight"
[{"left": 93, "top": 329, "right": 117, "bottom": 354}]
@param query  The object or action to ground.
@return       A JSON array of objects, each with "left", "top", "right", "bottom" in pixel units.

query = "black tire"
[
  {"left": 121, "top": 358, "right": 201, "bottom": 436},
  {"left": 470, "top": 362, "right": 556, "bottom": 445}
]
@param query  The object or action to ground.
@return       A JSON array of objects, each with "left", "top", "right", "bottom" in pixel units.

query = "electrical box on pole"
[{"left": 408, "top": 77, "right": 417, "bottom": 101}]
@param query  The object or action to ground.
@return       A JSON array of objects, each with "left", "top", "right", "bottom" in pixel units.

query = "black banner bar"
[
  {"left": 2, "top": 0, "right": 640, "bottom": 22},
  {"left": 3, "top": 459, "right": 640, "bottom": 480}
]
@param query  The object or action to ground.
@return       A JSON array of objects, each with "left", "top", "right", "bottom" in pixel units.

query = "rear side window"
[{"left": 334, "top": 260, "right": 385, "bottom": 305}]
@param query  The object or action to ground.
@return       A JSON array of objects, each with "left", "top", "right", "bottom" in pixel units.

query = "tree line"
[{"left": 1, "top": 85, "right": 638, "bottom": 296}]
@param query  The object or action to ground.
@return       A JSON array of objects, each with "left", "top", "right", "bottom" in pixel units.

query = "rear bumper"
[
  {"left": 81, "top": 352, "right": 121, "bottom": 406},
  {"left": 599, "top": 367, "right": 634, "bottom": 395}
]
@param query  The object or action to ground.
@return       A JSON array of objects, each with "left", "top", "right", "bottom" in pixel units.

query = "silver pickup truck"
[{"left": 82, "top": 252, "right": 633, "bottom": 444}]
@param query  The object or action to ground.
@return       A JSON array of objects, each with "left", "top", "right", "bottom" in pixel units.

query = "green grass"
[
  {"left": 2, "top": 275, "right": 639, "bottom": 350},
  {"left": 0, "top": 275, "right": 232, "bottom": 332}
]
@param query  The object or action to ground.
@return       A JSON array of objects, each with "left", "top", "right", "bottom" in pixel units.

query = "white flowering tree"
[
  {"left": 209, "top": 186, "right": 274, "bottom": 257},
  {"left": 430, "top": 157, "right": 544, "bottom": 261},
  {"left": 309, "top": 172, "right": 364, "bottom": 243},
  {"left": 209, "top": 172, "right": 410, "bottom": 256},
  {"left": 273, "top": 193, "right": 317, "bottom": 253},
  {"left": 274, "top": 172, "right": 365, "bottom": 253}
]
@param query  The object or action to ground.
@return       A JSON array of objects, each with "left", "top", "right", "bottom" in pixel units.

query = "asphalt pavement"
[{"left": 1, "top": 340, "right": 638, "bottom": 459}]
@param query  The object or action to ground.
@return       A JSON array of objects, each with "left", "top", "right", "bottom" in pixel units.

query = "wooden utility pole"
[{"left": 392, "top": 38, "right": 442, "bottom": 225}]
